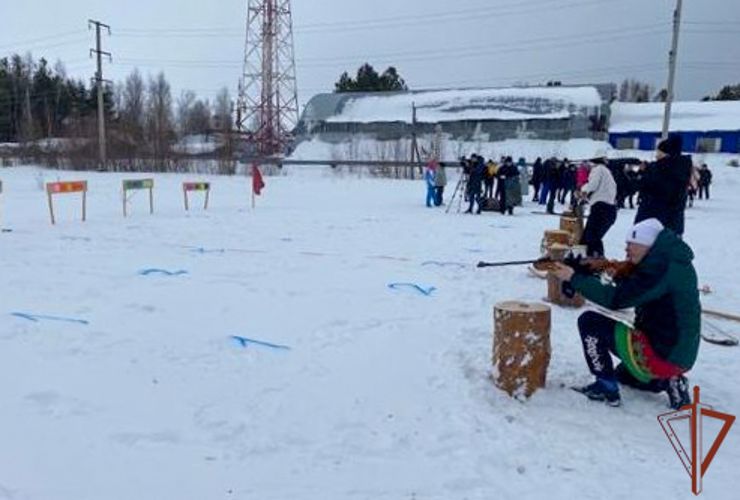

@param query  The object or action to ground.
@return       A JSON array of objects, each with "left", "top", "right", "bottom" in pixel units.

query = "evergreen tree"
[{"left": 334, "top": 64, "right": 409, "bottom": 93}]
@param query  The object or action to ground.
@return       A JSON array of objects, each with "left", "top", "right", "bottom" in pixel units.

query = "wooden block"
[{"left": 492, "top": 301, "right": 551, "bottom": 399}]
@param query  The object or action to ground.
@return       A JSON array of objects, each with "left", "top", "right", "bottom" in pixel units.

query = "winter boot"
[
  {"left": 572, "top": 379, "right": 621, "bottom": 407},
  {"left": 664, "top": 375, "right": 691, "bottom": 410}
]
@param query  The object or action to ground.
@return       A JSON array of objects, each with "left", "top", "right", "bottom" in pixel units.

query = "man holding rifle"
[{"left": 550, "top": 218, "right": 701, "bottom": 409}]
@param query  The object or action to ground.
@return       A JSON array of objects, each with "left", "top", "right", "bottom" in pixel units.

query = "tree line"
[{"left": 0, "top": 53, "right": 235, "bottom": 171}]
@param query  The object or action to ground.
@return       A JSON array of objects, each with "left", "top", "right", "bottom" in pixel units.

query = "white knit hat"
[{"left": 626, "top": 218, "right": 664, "bottom": 247}]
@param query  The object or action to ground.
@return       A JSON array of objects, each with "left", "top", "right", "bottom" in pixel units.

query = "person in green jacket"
[{"left": 550, "top": 218, "right": 700, "bottom": 409}]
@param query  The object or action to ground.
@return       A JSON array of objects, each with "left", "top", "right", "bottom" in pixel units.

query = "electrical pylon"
[{"left": 237, "top": 0, "right": 300, "bottom": 157}]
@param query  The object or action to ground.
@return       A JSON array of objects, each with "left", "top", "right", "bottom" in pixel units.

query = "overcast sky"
[{"left": 1, "top": 0, "right": 738, "bottom": 109}]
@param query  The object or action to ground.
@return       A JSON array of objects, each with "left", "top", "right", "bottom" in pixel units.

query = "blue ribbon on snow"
[
  {"left": 231, "top": 336, "right": 291, "bottom": 351},
  {"left": 11, "top": 312, "right": 89, "bottom": 325},
  {"left": 421, "top": 261, "right": 467, "bottom": 269},
  {"left": 138, "top": 269, "right": 189, "bottom": 277},
  {"left": 387, "top": 283, "right": 436, "bottom": 296}
]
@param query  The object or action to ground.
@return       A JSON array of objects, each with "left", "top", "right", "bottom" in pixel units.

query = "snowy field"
[{"left": 0, "top": 157, "right": 739, "bottom": 500}]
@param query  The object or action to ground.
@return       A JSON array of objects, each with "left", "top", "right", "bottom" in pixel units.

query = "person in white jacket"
[{"left": 579, "top": 159, "right": 618, "bottom": 257}]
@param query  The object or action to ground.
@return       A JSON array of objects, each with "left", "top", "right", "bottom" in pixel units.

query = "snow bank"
[
  {"left": 611, "top": 101, "right": 740, "bottom": 133},
  {"left": 327, "top": 87, "right": 603, "bottom": 124},
  {"left": 290, "top": 136, "right": 613, "bottom": 163}
]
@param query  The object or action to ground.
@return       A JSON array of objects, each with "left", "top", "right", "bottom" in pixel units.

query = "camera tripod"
[{"left": 446, "top": 172, "right": 469, "bottom": 214}]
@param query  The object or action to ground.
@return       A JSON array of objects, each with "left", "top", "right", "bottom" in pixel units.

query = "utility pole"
[
  {"left": 661, "top": 0, "right": 683, "bottom": 140},
  {"left": 88, "top": 19, "right": 111, "bottom": 169}
]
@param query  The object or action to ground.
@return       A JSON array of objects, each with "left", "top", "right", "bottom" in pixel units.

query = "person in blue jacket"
[{"left": 425, "top": 161, "right": 437, "bottom": 207}]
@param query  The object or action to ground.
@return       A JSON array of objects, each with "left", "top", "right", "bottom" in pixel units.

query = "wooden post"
[
  {"left": 541, "top": 229, "right": 571, "bottom": 255},
  {"left": 149, "top": 186, "right": 154, "bottom": 214},
  {"left": 47, "top": 190, "right": 55, "bottom": 225},
  {"left": 492, "top": 301, "right": 551, "bottom": 398},
  {"left": 123, "top": 187, "right": 127, "bottom": 218},
  {"left": 82, "top": 188, "right": 87, "bottom": 222},
  {"left": 559, "top": 216, "right": 583, "bottom": 245},
  {"left": 204, "top": 186, "right": 210, "bottom": 210},
  {"left": 184, "top": 186, "right": 189, "bottom": 211}
]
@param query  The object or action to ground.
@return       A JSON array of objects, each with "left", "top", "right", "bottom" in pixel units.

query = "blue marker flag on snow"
[
  {"left": 387, "top": 283, "right": 437, "bottom": 296},
  {"left": 138, "top": 269, "right": 188, "bottom": 277},
  {"left": 11, "top": 312, "right": 89, "bottom": 325},
  {"left": 231, "top": 336, "right": 291, "bottom": 351}
]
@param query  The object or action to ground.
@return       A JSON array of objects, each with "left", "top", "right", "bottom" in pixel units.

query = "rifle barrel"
[{"left": 477, "top": 259, "right": 541, "bottom": 268}]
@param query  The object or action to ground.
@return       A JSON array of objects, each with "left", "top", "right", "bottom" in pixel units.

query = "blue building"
[{"left": 609, "top": 101, "right": 740, "bottom": 154}]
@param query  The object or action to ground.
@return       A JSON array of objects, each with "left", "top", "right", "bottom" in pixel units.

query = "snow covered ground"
[{"left": 0, "top": 156, "right": 738, "bottom": 500}]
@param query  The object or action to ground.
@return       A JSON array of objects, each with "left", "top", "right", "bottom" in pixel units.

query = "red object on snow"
[{"left": 252, "top": 164, "right": 265, "bottom": 195}]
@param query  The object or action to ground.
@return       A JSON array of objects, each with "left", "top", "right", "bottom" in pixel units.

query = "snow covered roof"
[
  {"left": 300, "top": 86, "right": 607, "bottom": 125},
  {"left": 610, "top": 101, "right": 740, "bottom": 133}
]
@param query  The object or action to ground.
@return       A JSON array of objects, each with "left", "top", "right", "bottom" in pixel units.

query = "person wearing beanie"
[
  {"left": 578, "top": 161, "right": 617, "bottom": 257},
  {"left": 635, "top": 134, "right": 692, "bottom": 235},
  {"left": 549, "top": 218, "right": 701, "bottom": 409}
]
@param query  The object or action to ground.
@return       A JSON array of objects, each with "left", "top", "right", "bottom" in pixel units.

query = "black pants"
[
  {"left": 580, "top": 202, "right": 617, "bottom": 257},
  {"left": 578, "top": 312, "right": 619, "bottom": 380},
  {"left": 532, "top": 182, "right": 541, "bottom": 201},
  {"left": 467, "top": 190, "right": 481, "bottom": 213},
  {"left": 434, "top": 186, "right": 444, "bottom": 206},
  {"left": 699, "top": 185, "right": 710, "bottom": 199},
  {"left": 578, "top": 311, "right": 668, "bottom": 391},
  {"left": 546, "top": 187, "right": 557, "bottom": 213},
  {"left": 484, "top": 180, "right": 494, "bottom": 199}
]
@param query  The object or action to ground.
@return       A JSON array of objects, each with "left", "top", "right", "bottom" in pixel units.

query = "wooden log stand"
[
  {"left": 492, "top": 301, "right": 552, "bottom": 399},
  {"left": 541, "top": 229, "right": 571, "bottom": 255},
  {"left": 559, "top": 216, "right": 584, "bottom": 246},
  {"left": 544, "top": 243, "right": 585, "bottom": 308}
]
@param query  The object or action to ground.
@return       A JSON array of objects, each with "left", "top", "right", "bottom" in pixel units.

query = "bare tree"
[
  {"left": 190, "top": 99, "right": 212, "bottom": 136},
  {"left": 619, "top": 78, "right": 654, "bottom": 102},
  {"left": 176, "top": 89, "right": 196, "bottom": 137},
  {"left": 121, "top": 69, "right": 145, "bottom": 142},
  {"left": 146, "top": 71, "right": 174, "bottom": 170},
  {"left": 214, "top": 87, "right": 235, "bottom": 174}
]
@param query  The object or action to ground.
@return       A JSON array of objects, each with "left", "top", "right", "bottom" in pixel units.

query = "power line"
[
  {"left": 114, "top": 0, "right": 620, "bottom": 38},
  {"left": 0, "top": 31, "right": 86, "bottom": 51},
  {"left": 110, "top": 24, "right": 668, "bottom": 72},
  {"left": 0, "top": 37, "right": 90, "bottom": 54}
]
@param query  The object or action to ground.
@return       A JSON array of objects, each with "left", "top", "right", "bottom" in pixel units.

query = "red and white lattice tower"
[{"left": 237, "top": 0, "right": 299, "bottom": 157}]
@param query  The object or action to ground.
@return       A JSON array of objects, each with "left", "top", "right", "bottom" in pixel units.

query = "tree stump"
[
  {"left": 544, "top": 244, "right": 585, "bottom": 308},
  {"left": 559, "top": 216, "right": 584, "bottom": 246},
  {"left": 541, "top": 229, "right": 571, "bottom": 255},
  {"left": 492, "top": 301, "right": 552, "bottom": 398}
]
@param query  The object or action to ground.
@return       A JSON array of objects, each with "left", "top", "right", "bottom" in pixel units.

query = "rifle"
[
  {"left": 477, "top": 255, "right": 634, "bottom": 277},
  {"left": 476, "top": 258, "right": 544, "bottom": 268}
]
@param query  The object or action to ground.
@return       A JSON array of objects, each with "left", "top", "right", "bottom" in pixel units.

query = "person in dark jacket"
[
  {"left": 465, "top": 155, "right": 485, "bottom": 214},
  {"left": 531, "top": 157, "right": 544, "bottom": 202},
  {"left": 550, "top": 218, "right": 700, "bottom": 409},
  {"left": 698, "top": 163, "right": 712, "bottom": 200},
  {"left": 543, "top": 158, "right": 560, "bottom": 213},
  {"left": 625, "top": 167, "right": 641, "bottom": 209},
  {"left": 635, "top": 135, "right": 692, "bottom": 235},
  {"left": 497, "top": 158, "right": 520, "bottom": 215},
  {"left": 609, "top": 161, "right": 630, "bottom": 209}
]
